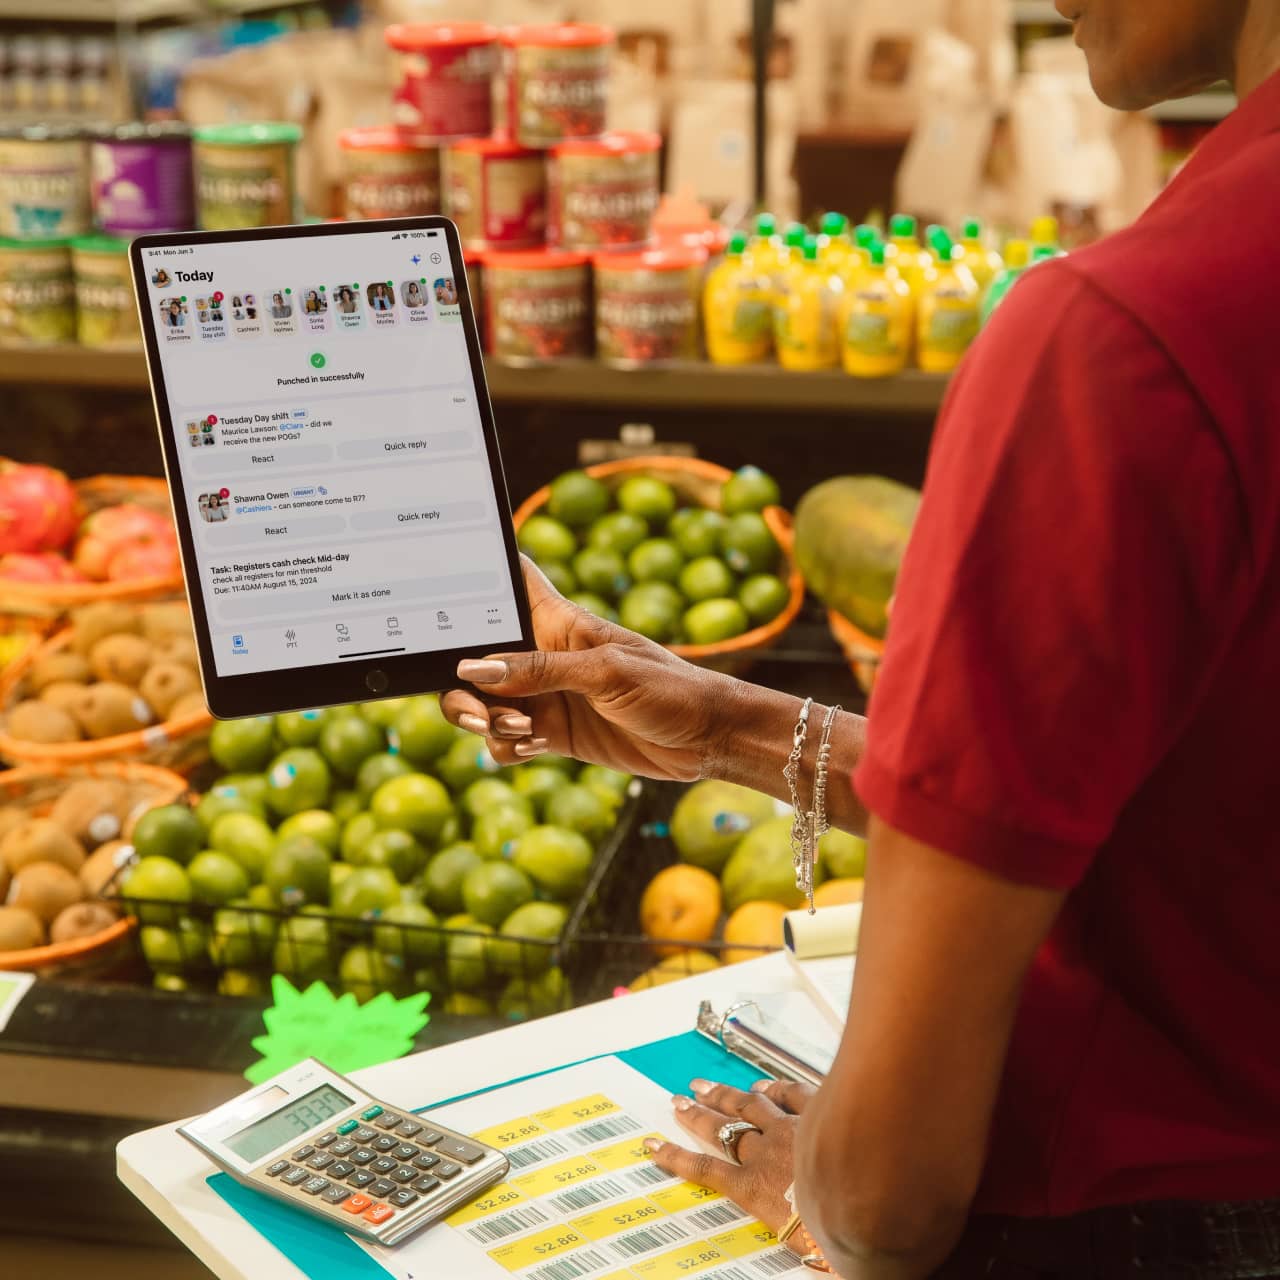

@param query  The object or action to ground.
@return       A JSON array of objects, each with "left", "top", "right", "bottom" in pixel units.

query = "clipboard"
[{"left": 695, "top": 997, "right": 831, "bottom": 1088}]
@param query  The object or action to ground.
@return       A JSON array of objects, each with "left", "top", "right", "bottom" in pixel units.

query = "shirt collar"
[{"left": 1169, "top": 64, "right": 1280, "bottom": 186}]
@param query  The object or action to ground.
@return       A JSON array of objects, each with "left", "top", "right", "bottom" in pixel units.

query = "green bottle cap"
[
  {"left": 802, "top": 235, "right": 820, "bottom": 262},
  {"left": 890, "top": 213, "right": 917, "bottom": 238},
  {"left": 727, "top": 232, "right": 748, "bottom": 257},
  {"left": 194, "top": 121, "right": 302, "bottom": 146},
  {"left": 870, "top": 242, "right": 886, "bottom": 267},
  {"left": 820, "top": 211, "right": 848, "bottom": 236},
  {"left": 927, "top": 224, "right": 954, "bottom": 259},
  {"left": 1031, "top": 244, "right": 1059, "bottom": 262},
  {"left": 962, "top": 218, "right": 981, "bottom": 240},
  {"left": 854, "top": 224, "right": 878, "bottom": 249},
  {"left": 783, "top": 222, "right": 807, "bottom": 248},
  {"left": 754, "top": 213, "right": 777, "bottom": 237}
]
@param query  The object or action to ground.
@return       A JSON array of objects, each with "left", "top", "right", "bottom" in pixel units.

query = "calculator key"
[
  {"left": 392, "top": 1144, "right": 419, "bottom": 1161},
  {"left": 374, "top": 1113, "right": 403, "bottom": 1131},
  {"left": 353, "top": 1127, "right": 377, "bottom": 1144},
  {"left": 370, "top": 1179, "right": 397, "bottom": 1198},
  {"left": 301, "top": 1178, "right": 331, "bottom": 1196},
  {"left": 411, "top": 1175, "right": 440, "bottom": 1194},
  {"left": 364, "top": 1203, "right": 395, "bottom": 1226},
  {"left": 361, "top": 1105, "right": 384, "bottom": 1121},
  {"left": 411, "top": 1153, "right": 439, "bottom": 1171},
  {"left": 434, "top": 1162, "right": 462, "bottom": 1179},
  {"left": 371, "top": 1156, "right": 398, "bottom": 1174},
  {"left": 330, "top": 1140, "right": 356, "bottom": 1157},
  {"left": 314, "top": 1133, "right": 337, "bottom": 1148},
  {"left": 350, "top": 1148, "right": 376, "bottom": 1165},
  {"left": 282, "top": 1168, "right": 310, "bottom": 1187},
  {"left": 347, "top": 1170, "right": 376, "bottom": 1190},
  {"left": 391, "top": 1166, "right": 417, "bottom": 1184},
  {"left": 321, "top": 1185, "right": 350, "bottom": 1205},
  {"left": 342, "top": 1194, "right": 372, "bottom": 1215},
  {"left": 396, "top": 1121, "right": 423, "bottom": 1139},
  {"left": 291, "top": 1146, "right": 316, "bottom": 1161},
  {"left": 389, "top": 1189, "right": 419, "bottom": 1209},
  {"left": 419, "top": 1130, "right": 444, "bottom": 1145},
  {"left": 434, "top": 1137, "right": 487, "bottom": 1165},
  {"left": 372, "top": 1136, "right": 398, "bottom": 1153},
  {"left": 265, "top": 1161, "right": 292, "bottom": 1178},
  {"left": 328, "top": 1161, "right": 355, "bottom": 1180},
  {"left": 307, "top": 1153, "right": 335, "bottom": 1171},
  {"left": 336, "top": 1120, "right": 359, "bottom": 1136}
]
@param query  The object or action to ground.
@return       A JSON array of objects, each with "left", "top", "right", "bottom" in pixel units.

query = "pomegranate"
[{"left": 0, "top": 462, "right": 81, "bottom": 555}]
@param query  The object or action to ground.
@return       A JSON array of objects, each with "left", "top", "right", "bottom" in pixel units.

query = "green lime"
[
  {"left": 265, "top": 748, "right": 332, "bottom": 817},
  {"left": 245, "top": 883, "right": 275, "bottom": 910},
  {"left": 437, "top": 734, "right": 498, "bottom": 794},
  {"left": 371, "top": 772, "right": 454, "bottom": 843},
  {"left": 518, "top": 515, "right": 577, "bottom": 564},
  {"left": 548, "top": 470, "right": 611, "bottom": 527},
  {"left": 391, "top": 696, "right": 455, "bottom": 766},
  {"left": 319, "top": 714, "right": 384, "bottom": 778},
  {"left": 683, "top": 598, "right": 751, "bottom": 645},
  {"left": 422, "top": 844, "right": 483, "bottom": 915},
  {"left": 273, "top": 915, "right": 335, "bottom": 983},
  {"left": 264, "top": 836, "right": 331, "bottom": 907},
  {"left": 340, "top": 811, "right": 379, "bottom": 863},
  {"left": 512, "top": 825, "right": 593, "bottom": 900},
  {"left": 819, "top": 828, "right": 867, "bottom": 879},
  {"left": 617, "top": 476, "right": 677, "bottom": 525},
  {"left": 188, "top": 850, "right": 251, "bottom": 906},
  {"left": 216, "top": 773, "right": 270, "bottom": 807},
  {"left": 462, "top": 777, "right": 530, "bottom": 820},
  {"left": 332, "top": 861, "right": 353, "bottom": 896},
  {"left": 123, "top": 856, "right": 192, "bottom": 925},
  {"left": 587, "top": 511, "right": 649, "bottom": 557},
  {"left": 670, "top": 779, "right": 777, "bottom": 872},
  {"left": 573, "top": 546, "right": 629, "bottom": 600},
  {"left": 473, "top": 805, "right": 535, "bottom": 860},
  {"left": 332, "top": 865, "right": 400, "bottom": 919},
  {"left": 511, "top": 765, "right": 571, "bottom": 818},
  {"left": 619, "top": 583, "right": 682, "bottom": 642},
  {"left": 498, "top": 966, "right": 569, "bottom": 1019},
  {"left": 373, "top": 901, "right": 442, "bottom": 961},
  {"left": 139, "top": 917, "right": 208, "bottom": 971},
  {"left": 195, "top": 787, "right": 265, "bottom": 834},
  {"left": 721, "top": 465, "right": 781, "bottom": 515},
  {"left": 679, "top": 556, "right": 735, "bottom": 603},
  {"left": 570, "top": 592, "right": 618, "bottom": 623},
  {"left": 132, "top": 804, "right": 204, "bottom": 866},
  {"left": 275, "top": 709, "right": 326, "bottom": 747},
  {"left": 628, "top": 538, "right": 684, "bottom": 585},
  {"left": 339, "top": 944, "right": 400, "bottom": 1002},
  {"left": 209, "top": 716, "right": 276, "bottom": 772},
  {"left": 669, "top": 508, "right": 726, "bottom": 560},
  {"left": 210, "top": 903, "right": 277, "bottom": 968},
  {"left": 363, "top": 828, "right": 429, "bottom": 883},
  {"left": 462, "top": 861, "right": 535, "bottom": 927},
  {"left": 536, "top": 754, "right": 578, "bottom": 775},
  {"left": 540, "top": 559, "right": 578, "bottom": 596},
  {"left": 329, "top": 789, "right": 364, "bottom": 826},
  {"left": 720, "top": 512, "right": 780, "bottom": 575},
  {"left": 489, "top": 901, "right": 569, "bottom": 975},
  {"left": 579, "top": 764, "right": 632, "bottom": 805},
  {"left": 739, "top": 573, "right": 790, "bottom": 625},
  {"left": 544, "top": 784, "right": 615, "bottom": 843},
  {"left": 277, "top": 809, "right": 341, "bottom": 855},
  {"left": 219, "top": 970, "right": 269, "bottom": 998},
  {"left": 359, "top": 697, "right": 411, "bottom": 729},
  {"left": 439, "top": 812, "right": 462, "bottom": 847},
  {"left": 355, "top": 751, "right": 414, "bottom": 801},
  {"left": 446, "top": 922, "right": 497, "bottom": 991},
  {"left": 209, "top": 812, "right": 276, "bottom": 881}
]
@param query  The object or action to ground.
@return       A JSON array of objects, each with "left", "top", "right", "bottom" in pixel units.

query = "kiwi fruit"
[
  {"left": 0, "top": 905, "right": 45, "bottom": 953},
  {"left": 139, "top": 662, "right": 201, "bottom": 719},
  {"left": 0, "top": 817, "right": 85, "bottom": 875},
  {"left": 89, "top": 633, "right": 153, "bottom": 686},
  {"left": 7, "top": 700, "right": 81, "bottom": 744},
  {"left": 50, "top": 900, "right": 118, "bottom": 944},
  {"left": 10, "top": 861, "right": 82, "bottom": 924},
  {"left": 168, "top": 691, "right": 208, "bottom": 720},
  {"left": 140, "top": 602, "right": 193, "bottom": 645},
  {"left": 27, "top": 651, "right": 92, "bottom": 693},
  {"left": 74, "top": 682, "right": 154, "bottom": 739},
  {"left": 50, "top": 778, "right": 130, "bottom": 848},
  {"left": 80, "top": 839, "right": 131, "bottom": 897},
  {"left": 40, "top": 681, "right": 89, "bottom": 717},
  {"left": 154, "top": 632, "right": 200, "bottom": 669},
  {"left": 71, "top": 602, "right": 141, "bottom": 657}
]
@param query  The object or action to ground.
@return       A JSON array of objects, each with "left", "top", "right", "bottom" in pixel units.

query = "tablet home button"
[{"left": 365, "top": 669, "right": 389, "bottom": 694}]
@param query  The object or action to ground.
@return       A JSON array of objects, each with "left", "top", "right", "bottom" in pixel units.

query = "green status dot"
[{"left": 285, "top": 288, "right": 292, "bottom": 294}]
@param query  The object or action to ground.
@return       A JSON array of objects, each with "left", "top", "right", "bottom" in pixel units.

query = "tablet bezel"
[{"left": 130, "top": 215, "right": 534, "bottom": 719}]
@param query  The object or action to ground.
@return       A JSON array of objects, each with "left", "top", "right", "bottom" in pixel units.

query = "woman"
[
  {"left": 445, "top": 3, "right": 1280, "bottom": 1276},
  {"left": 336, "top": 286, "right": 358, "bottom": 315},
  {"left": 370, "top": 282, "right": 393, "bottom": 313},
  {"left": 270, "top": 291, "right": 290, "bottom": 320},
  {"left": 405, "top": 280, "right": 425, "bottom": 308},
  {"left": 165, "top": 300, "right": 183, "bottom": 328},
  {"left": 305, "top": 289, "right": 324, "bottom": 314}
]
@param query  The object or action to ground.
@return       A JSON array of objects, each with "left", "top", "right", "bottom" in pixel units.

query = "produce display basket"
[
  {"left": 826, "top": 609, "right": 885, "bottom": 696},
  {"left": 0, "top": 626, "right": 213, "bottom": 772},
  {"left": 0, "top": 761, "right": 190, "bottom": 974},
  {"left": 0, "top": 475, "right": 184, "bottom": 619},
  {"left": 512, "top": 456, "right": 805, "bottom": 676}
]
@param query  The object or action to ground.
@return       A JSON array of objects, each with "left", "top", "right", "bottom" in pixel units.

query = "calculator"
[{"left": 178, "top": 1058, "right": 509, "bottom": 1246}]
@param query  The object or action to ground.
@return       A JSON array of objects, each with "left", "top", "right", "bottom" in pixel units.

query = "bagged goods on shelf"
[
  {"left": 839, "top": 0, "right": 949, "bottom": 130},
  {"left": 946, "top": 0, "right": 1016, "bottom": 108}
]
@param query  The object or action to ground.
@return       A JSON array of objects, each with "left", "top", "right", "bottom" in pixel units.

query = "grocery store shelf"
[
  {"left": 1147, "top": 91, "right": 1235, "bottom": 121},
  {"left": 1, "top": 0, "right": 316, "bottom": 21},
  {"left": 0, "top": 346, "right": 950, "bottom": 415},
  {"left": 1013, "top": 0, "right": 1068, "bottom": 22}
]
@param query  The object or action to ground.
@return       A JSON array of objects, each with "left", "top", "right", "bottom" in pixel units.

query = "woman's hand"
[
  {"left": 646, "top": 1079, "right": 816, "bottom": 1240},
  {"left": 442, "top": 558, "right": 740, "bottom": 780}
]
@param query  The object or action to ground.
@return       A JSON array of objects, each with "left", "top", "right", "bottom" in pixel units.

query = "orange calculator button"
[
  {"left": 342, "top": 1195, "right": 373, "bottom": 1215},
  {"left": 364, "top": 1203, "right": 395, "bottom": 1225}
]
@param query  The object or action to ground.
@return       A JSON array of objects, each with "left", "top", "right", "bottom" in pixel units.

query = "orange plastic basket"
[
  {"left": 827, "top": 608, "right": 885, "bottom": 696},
  {"left": 0, "top": 761, "right": 189, "bottom": 973},
  {"left": 512, "top": 457, "right": 805, "bottom": 675}
]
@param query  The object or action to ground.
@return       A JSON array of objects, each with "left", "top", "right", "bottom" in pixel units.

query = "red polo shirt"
[{"left": 855, "top": 70, "right": 1280, "bottom": 1218}]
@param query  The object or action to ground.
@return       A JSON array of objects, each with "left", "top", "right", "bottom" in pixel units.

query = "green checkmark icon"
[{"left": 310, "top": 352, "right": 326, "bottom": 369}]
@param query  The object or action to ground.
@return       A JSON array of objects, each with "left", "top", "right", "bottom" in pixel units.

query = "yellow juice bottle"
[
  {"left": 745, "top": 212, "right": 783, "bottom": 283},
  {"left": 1030, "top": 214, "right": 1067, "bottom": 259},
  {"left": 840, "top": 241, "right": 912, "bottom": 377},
  {"left": 885, "top": 213, "right": 933, "bottom": 297},
  {"left": 818, "top": 211, "right": 854, "bottom": 276},
  {"left": 959, "top": 217, "right": 1003, "bottom": 292},
  {"left": 980, "top": 238, "right": 1030, "bottom": 326},
  {"left": 774, "top": 235, "right": 842, "bottom": 371},
  {"left": 916, "top": 225, "right": 981, "bottom": 373},
  {"left": 704, "top": 232, "right": 774, "bottom": 365},
  {"left": 838, "top": 224, "right": 879, "bottom": 287}
]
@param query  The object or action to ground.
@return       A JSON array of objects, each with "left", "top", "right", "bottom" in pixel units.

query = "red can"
[
  {"left": 549, "top": 131, "right": 660, "bottom": 252},
  {"left": 502, "top": 24, "right": 614, "bottom": 149},
  {"left": 444, "top": 136, "right": 546, "bottom": 251},
  {"left": 386, "top": 22, "right": 499, "bottom": 144},
  {"left": 483, "top": 248, "right": 591, "bottom": 365},
  {"left": 338, "top": 127, "right": 440, "bottom": 220}
]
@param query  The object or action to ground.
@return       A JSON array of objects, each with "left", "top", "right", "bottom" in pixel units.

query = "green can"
[
  {"left": 193, "top": 122, "right": 302, "bottom": 230},
  {"left": 0, "top": 238, "right": 75, "bottom": 345},
  {"left": 72, "top": 234, "right": 140, "bottom": 348}
]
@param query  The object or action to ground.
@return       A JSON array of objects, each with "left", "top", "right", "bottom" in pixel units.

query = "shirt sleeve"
[{"left": 853, "top": 264, "right": 1251, "bottom": 889}]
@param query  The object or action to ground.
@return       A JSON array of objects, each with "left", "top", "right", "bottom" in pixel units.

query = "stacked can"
[{"left": 90, "top": 123, "right": 194, "bottom": 237}]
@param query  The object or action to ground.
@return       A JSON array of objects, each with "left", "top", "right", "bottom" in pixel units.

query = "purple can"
[{"left": 90, "top": 122, "right": 193, "bottom": 238}]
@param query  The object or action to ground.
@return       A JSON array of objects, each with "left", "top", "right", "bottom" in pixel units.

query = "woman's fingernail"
[
  {"left": 514, "top": 738, "right": 549, "bottom": 758},
  {"left": 496, "top": 714, "right": 533, "bottom": 736},
  {"left": 690, "top": 1079, "right": 712, "bottom": 1096},
  {"left": 751, "top": 1080, "right": 770, "bottom": 1093},
  {"left": 671, "top": 1095, "right": 693, "bottom": 1112},
  {"left": 458, "top": 659, "right": 508, "bottom": 684},
  {"left": 644, "top": 1138, "right": 663, "bottom": 1153},
  {"left": 458, "top": 713, "right": 489, "bottom": 734}
]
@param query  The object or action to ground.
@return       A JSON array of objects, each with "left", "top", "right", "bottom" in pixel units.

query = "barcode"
[
  {"left": 570, "top": 1115, "right": 642, "bottom": 1146},
  {"left": 609, "top": 1221, "right": 690, "bottom": 1259},
  {"left": 687, "top": 1202, "right": 747, "bottom": 1230},
  {"left": 528, "top": 1248, "right": 609, "bottom": 1280},
  {"left": 463, "top": 1205, "right": 549, "bottom": 1244},
  {"left": 624, "top": 1163, "right": 673, "bottom": 1188},
  {"left": 702, "top": 1267, "right": 756, "bottom": 1280},
  {"left": 546, "top": 1177, "right": 628, "bottom": 1214},
  {"left": 506, "top": 1137, "right": 570, "bottom": 1169},
  {"left": 752, "top": 1248, "right": 804, "bottom": 1276}
]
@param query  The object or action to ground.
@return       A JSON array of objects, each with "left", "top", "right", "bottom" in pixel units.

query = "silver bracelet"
[
  {"left": 784, "top": 699, "right": 841, "bottom": 914},
  {"left": 784, "top": 698, "right": 814, "bottom": 906}
]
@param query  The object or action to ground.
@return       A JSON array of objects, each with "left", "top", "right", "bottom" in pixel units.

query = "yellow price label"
[
  {"left": 631, "top": 1242, "right": 728, "bottom": 1279},
  {"left": 571, "top": 1195, "right": 665, "bottom": 1241},
  {"left": 512, "top": 1154, "right": 604, "bottom": 1198},
  {"left": 591, "top": 1133, "right": 664, "bottom": 1172},
  {"left": 533, "top": 1094, "right": 622, "bottom": 1132},
  {"left": 471, "top": 1117, "right": 549, "bottom": 1149},
  {"left": 650, "top": 1182, "right": 721, "bottom": 1215},
  {"left": 709, "top": 1222, "right": 779, "bottom": 1258},
  {"left": 445, "top": 1184, "right": 528, "bottom": 1226},
  {"left": 488, "top": 1225, "right": 588, "bottom": 1273}
]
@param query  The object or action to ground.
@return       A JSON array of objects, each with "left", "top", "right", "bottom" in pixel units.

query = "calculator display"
[{"left": 225, "top": 1084, "right": 353, "bottom": 1163}]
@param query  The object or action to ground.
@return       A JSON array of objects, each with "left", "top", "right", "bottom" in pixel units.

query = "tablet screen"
[{"left": 136, "top": 225, "right": 524, "bottom": 681}]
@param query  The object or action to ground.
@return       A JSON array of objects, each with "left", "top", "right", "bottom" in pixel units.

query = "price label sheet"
[{"left": 356, "top": 1057, "right": 805, "bottom": 1280}]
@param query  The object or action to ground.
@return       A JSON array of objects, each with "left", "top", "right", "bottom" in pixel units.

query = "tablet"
[{"left": 130, "top": 217, "right": 532, "bottom": 719}]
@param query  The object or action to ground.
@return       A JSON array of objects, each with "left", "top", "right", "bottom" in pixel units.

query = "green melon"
[{"left": 793, "top": 476, "right": 920, "bottom": 638}]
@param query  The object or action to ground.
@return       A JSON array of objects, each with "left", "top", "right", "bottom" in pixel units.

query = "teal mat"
[{"left": 207, "top": 1031, "right": 763, "bottom": 1280}]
